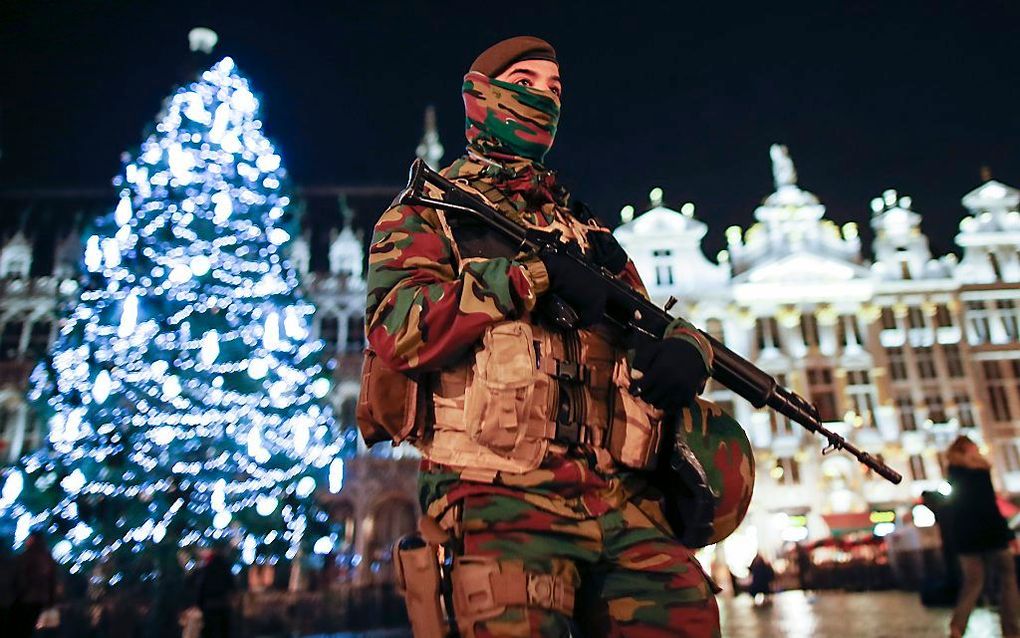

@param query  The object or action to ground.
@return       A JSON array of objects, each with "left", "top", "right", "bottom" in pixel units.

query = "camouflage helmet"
[{"left": 660, "top": 398, "right": 755, "bottom": 548}]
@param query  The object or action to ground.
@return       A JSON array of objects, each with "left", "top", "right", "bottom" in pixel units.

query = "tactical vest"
[
  {"left": 419, "top": 318, "right": 662, "bottom": 481},
  {"left": 359, "top": 168, "right": 664, "bottom": 480}
]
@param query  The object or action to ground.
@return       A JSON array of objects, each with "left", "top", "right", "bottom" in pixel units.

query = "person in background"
[
  {"left": 748, "top": 553, "right": 776, "bottom": 607},
  {"left": 196, "top": 543, "right": 235, "bottom": 638},
  {"left": 11, "top": 532, "right": 57, "bottom": 638},
  {"left": 946, "top": 435, "right": 1019, "bottom": 638},
  {"left": 0, "top": 541, "right": 16, "bottom": 627}
]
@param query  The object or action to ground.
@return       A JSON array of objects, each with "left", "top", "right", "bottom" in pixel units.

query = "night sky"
[{"left": 2, "top": 1, "right": 1018, "bottom": 261}]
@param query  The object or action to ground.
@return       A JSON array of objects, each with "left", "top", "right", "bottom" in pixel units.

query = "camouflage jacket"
[{"left": 365, "top": 154, "right": 714, "bottom": 516}]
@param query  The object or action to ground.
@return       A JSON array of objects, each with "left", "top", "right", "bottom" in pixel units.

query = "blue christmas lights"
[{"left": 0, "top": 57, "right": 349, "bottom": 576}]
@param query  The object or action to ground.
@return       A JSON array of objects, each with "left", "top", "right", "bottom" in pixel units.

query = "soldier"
[{"left": 364, "top": 36, "right": 731, "bottom": 637}]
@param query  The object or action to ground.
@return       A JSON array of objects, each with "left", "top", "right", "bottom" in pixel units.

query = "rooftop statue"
[{"left": 770, "top": 143, "right": 798, "bottom": 190}]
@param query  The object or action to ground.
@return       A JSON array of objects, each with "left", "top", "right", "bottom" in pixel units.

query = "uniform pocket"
[
  {"left": 463, "top": 321, "right": 538, "bottom": 455},
  {"left": 356, "top": 348, "right": 420, "bottom": 446},
  {"left": 608, "top": 357, "right": 663, "bottom": 470}
]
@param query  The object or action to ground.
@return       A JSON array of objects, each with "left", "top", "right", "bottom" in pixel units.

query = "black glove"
[
  {"left": 587, "top": 230, "right": 629, "bottom": 275},
  {"left": 630, "top": 338, "right": 709, "bottom": 411},
  {"left": 537, "top": 249, "right": 607, "bottom": 327},
  {"left": 571, "top": 200, "right": 629, "bottom": 276}
]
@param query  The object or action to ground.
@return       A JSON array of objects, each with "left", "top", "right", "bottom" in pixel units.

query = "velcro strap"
[
  {"left": 490, "top": 568, "right": 575, "bottom": 615},
  {"left": 453, "top": 559, "right": 575, "bottom": 619}
]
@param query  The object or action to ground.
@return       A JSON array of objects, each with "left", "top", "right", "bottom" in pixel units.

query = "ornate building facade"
[{"left": 615, "top": 145, "right": 1020, "bottom": 556}]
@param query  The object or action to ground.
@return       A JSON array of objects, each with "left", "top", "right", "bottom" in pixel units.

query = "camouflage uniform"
[{"left": 367, "top": 71, "right": 723, "bottom": 637}]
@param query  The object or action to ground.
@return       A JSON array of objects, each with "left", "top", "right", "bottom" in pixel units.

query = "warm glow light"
[{"left": 912, "top": 504, "right": 936, "bottom": 528}]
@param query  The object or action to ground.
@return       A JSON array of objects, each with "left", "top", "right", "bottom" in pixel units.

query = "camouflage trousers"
[{"left": 440, "top": 486, "right": 721, "bottom": 638}]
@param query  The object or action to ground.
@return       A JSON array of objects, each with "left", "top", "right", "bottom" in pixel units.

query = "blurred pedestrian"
[
  {"left": 0, "top": 541, "right": 16, "bottom": 627},
  {"left": 196, "top": 543, "right": 235, "bottom": 638},
  {"left": 11, "top": 532, "right": 57, "bottom": 638},
  {"left": 945, "top": 435, "right": 1019, "bottom": 638},
  {"left": 748, "top": 553, "right": 776, "bottom": 607}
]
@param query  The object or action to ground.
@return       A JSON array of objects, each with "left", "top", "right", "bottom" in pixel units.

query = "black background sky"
[{"left": 2, "top": 1, "right": 1018, "bottom": 261}]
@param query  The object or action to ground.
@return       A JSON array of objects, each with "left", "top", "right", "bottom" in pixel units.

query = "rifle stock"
[{"left": 396, "top": 158, "right": 903, "bottom": 485}]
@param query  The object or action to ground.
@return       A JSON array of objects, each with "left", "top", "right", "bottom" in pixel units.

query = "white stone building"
[{"left": 614, "top": 145, "right": 1020, "bottom": 556}]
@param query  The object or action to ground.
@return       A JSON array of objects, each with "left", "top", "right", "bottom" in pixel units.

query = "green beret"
[{"left": 470, "top": 36, "right": 558, "bottom": 78}]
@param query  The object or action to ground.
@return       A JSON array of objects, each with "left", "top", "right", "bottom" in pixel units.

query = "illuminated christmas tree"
[{"left": 0, "top": 57, "right": 348, "bottom": 576}]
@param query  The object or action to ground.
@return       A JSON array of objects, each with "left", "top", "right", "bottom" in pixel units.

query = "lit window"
[
  {"left": 769, "top": 410, "right": 795, "bottom": 436},
  {"left": 652, "top": 249, "right": 674, "bottom": 286},
  {"left": 909, "top": 454, "right": 927, "bottom": 481},
  {"left": 896, "top": 395, "right": 916, "bottom": 431},
  {"left": 846, "top": 369, "right": 871, "bottom": 385},
  {"left": 807, "top": 367, "right": 838, "bottom": 422},
  {"left": 966, "top": 300, "right": 991, "bottom": 344},
  {"left": 954, "top": 394, "right": 976, "bottom": 428},
  {"left": 984, "top": 361, "right": 1013, "bottom": 422},
  {"left": 801, "top": 313, "right": 820, "bottom": 348},
  {"left": 914, "top": 346, "right": 937, "bottom": 379},
  {"left": 943, "top": 344, "right": 965, "bottom": 378},
  {"left": 998, "top": 300, "right": 1019, "bottom": 341},
  {"left": 934, "top": 304, "right": 953, "bottom": 328},
  {"left": 925, "top": 393, "right": 946, "bottom": 423},
  {"left": 886, "top": 347, "right": 908, "bottom": 381},
  {"left": 773, "top": 457, "right": 801, "bottom": 485},
  {"left": 755, "top": 317, "right": 780, "bottom": 353},
  {"left": 1003, "top": 441, "right": 1020, "bottom": 473},
  {"left": 907, "top": 306, "right": 926, "bottom": 330},
  {"left": 880, "top": 307, "right": 897, "bottom": 330}
]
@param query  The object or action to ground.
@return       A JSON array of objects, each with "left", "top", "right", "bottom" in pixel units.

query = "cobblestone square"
[
  {"left": 326, "top": 590, "right": 1012, "bottom": 637},
  {"left": 719, "top": 590, "right": 1005, "bottom": 638}
]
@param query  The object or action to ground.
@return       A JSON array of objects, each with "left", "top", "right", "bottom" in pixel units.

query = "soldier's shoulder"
[{"left": 373, "top": 196, "right": 451, "bottom": 240}]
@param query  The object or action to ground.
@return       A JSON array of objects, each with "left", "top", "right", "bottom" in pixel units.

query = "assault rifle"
[{"left": 396, "top": 158, "right": 902, "bottom": 485}]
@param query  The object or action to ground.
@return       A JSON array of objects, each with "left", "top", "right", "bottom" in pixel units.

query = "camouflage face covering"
[{"left": 463, "top": 71, "right": 560, "bottom": 163}]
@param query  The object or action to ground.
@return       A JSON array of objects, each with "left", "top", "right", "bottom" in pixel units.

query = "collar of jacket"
[{"left": 446, "top": 152, "right": 568, "bottom": 209}]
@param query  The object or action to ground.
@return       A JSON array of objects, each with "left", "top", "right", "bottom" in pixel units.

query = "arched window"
[
  {"left": 339, "top": 396, "right": 356, "bottom": 427},
  {"left": 319, "top": 315, "right": 339, "bottom": 352},
  {"left": 367, "top": 499, "right": 417, "bottom": 564},
  {"left": 0, "top": 320, "right": 25, "bottom": 359},
  {"left": 345, "top": 315, "right": 365, "bottom": 352},
  {"left": 652, "top": 249, "right": 674, "bottom": 286},
  {"left": 26, "top": 321, "right": 52, "bottom": 358}
]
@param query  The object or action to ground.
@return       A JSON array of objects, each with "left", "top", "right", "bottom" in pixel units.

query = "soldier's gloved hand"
[
  {"left": 537, "top": 249, "right": 607, "bottom": 327},
  {"left": 571, "top": 201, "right": 629, "bottom": 276},
  {"left": 587, "top": 230, "right": 629, "bottom": 275},
  {"left": 630, "top": 338, "right": 709, "bottom": 411}
]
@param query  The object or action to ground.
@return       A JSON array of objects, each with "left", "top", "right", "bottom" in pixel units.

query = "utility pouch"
[
  {"left": 394, "top": 534, "right": 449, "bottom": 638},
  {"left": 607, "top": 357, "right": 663, "bottom": 470},
  {"left": 357, "top": 348, "right": 422, "bottom": 446},
  {"left": 462, "top": 321, "right": 546, "bottom": 465}
]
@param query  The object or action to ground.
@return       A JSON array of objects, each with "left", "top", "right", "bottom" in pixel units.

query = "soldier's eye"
[
  {"left": 516, "top": 78, "right": 533, "bottom": 87},
  {"left": 550, "top": 86, "right": 561, "bottom": 97}
]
